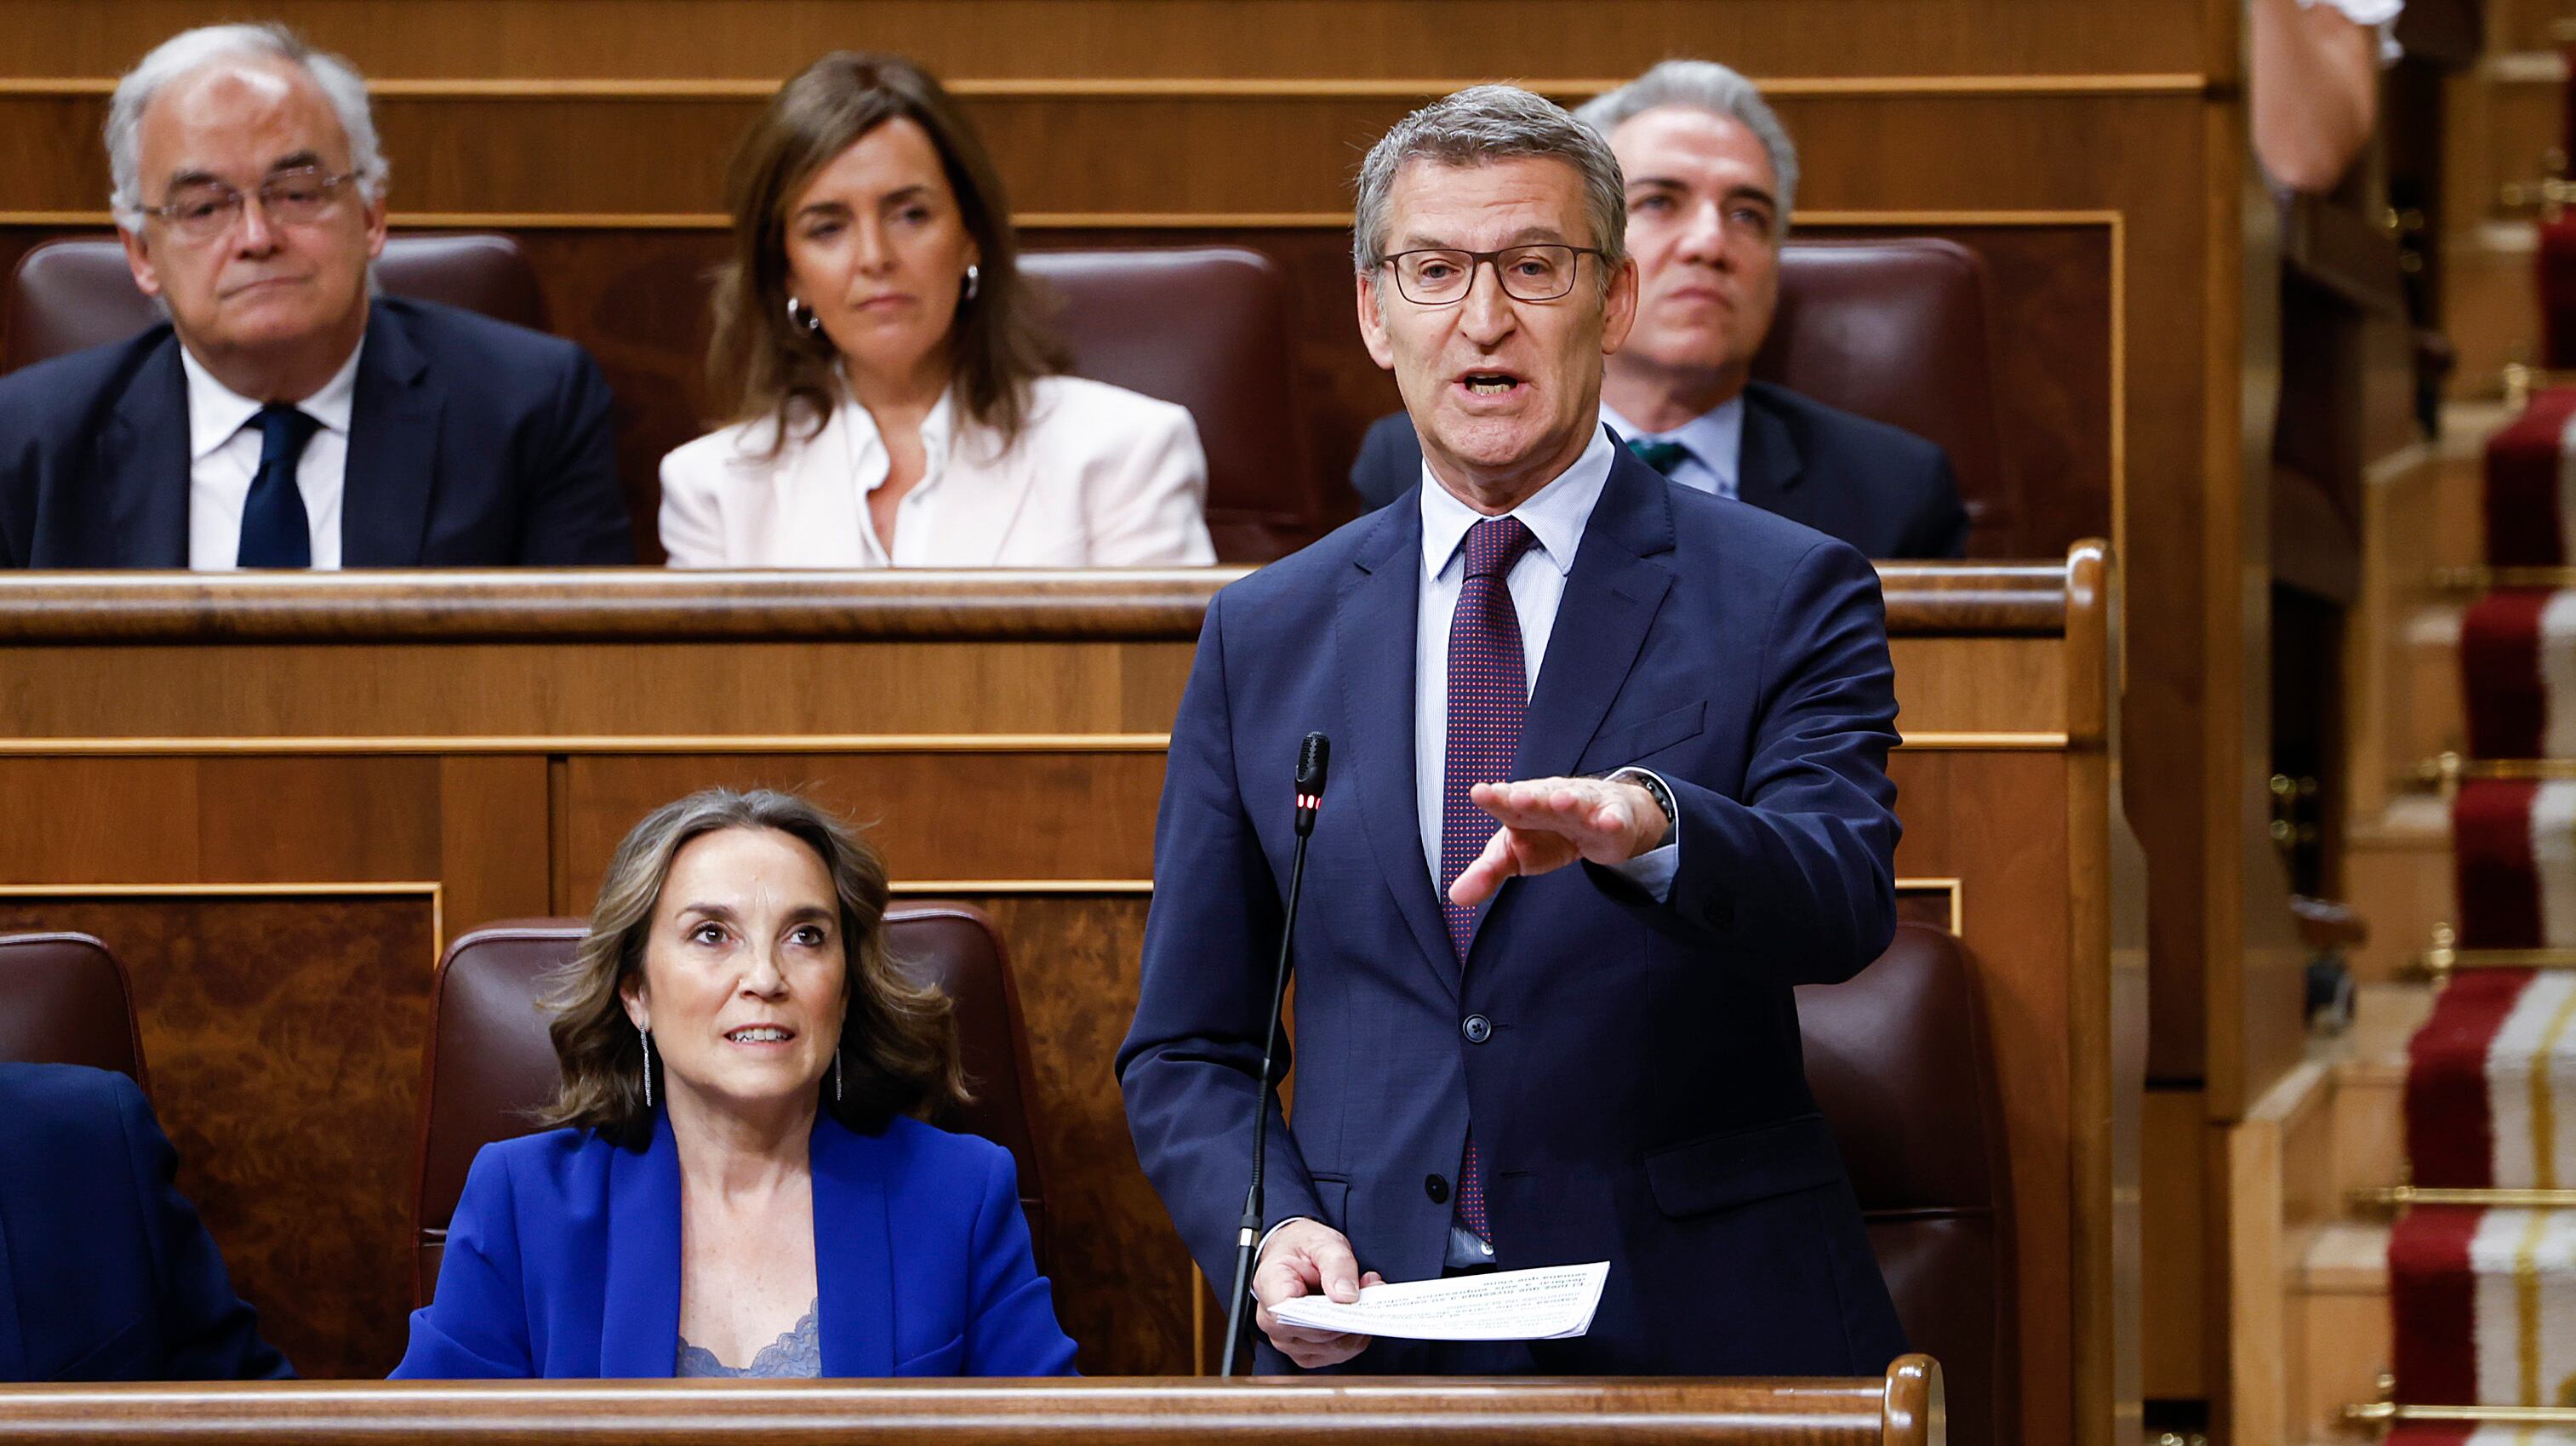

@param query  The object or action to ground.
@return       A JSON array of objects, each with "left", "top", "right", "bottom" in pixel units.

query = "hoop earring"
[
  {"left": 785, "top": 296, "right": 822, "bottom": 334},
  {"left": 638, "top": 1024, "right": 654, "bottom": 1109},
  {"left": 833, "top": 1047, "right": 844, "bottom": 1104},
  {"left": 962, "top": 265, "right": 980, "bottom": 303}
]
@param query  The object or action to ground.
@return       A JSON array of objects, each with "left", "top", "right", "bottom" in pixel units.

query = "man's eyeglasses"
[
  {"left": 1380, "top": 244, "right": 1604, "bottom": 305},
  {"left": 140, "top": 168, "right": 359, "bottom": 243}
]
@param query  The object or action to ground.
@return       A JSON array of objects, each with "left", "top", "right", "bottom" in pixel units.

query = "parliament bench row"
[
  {"left": 0, "top": 909, "right": 2006, "bottom": 1442},
  {"left": 1, "top": 231, "right": 2016, "bottom": 563}
]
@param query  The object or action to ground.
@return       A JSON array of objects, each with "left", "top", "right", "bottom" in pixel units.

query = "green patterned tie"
[{"left": 1627, "top": 438, "right": 1692, "bottom": 477}]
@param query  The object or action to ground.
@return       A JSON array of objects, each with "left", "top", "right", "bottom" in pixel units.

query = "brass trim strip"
[
  {"left": 2355, "top": 1185, "right": 2576, "bottom": 1209},
  {"left": 0, "top": 734, "right": 1173, "bottom": 757},
  {"left": 0, "top": 74, "right": 2213, "bottom": 102},
  {"left": 2416, "top": 757, "right": 2576, "bottom": 782},
  {"left": 0, "top": 207, "right": 2127, "bottom": 233},
  {"left": 1895, "top": 732, "right": 2072, "bottom": 749},
  {"left": 2348, "top": 1402, "right": 2576, "bottom": 1424},
  {"left": 1896, "top": 877, "right": 1966, "bottom": 935},
  {"left": 889, "top": 880, "right": 1154, "bottom": 895}
]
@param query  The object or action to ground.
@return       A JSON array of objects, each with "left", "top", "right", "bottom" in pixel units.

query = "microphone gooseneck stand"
[{"left": 1219, "top": 732, "right": 1329, "bottom": 1377}]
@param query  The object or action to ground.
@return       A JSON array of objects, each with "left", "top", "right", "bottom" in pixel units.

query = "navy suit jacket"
[
  {"left": 0, "top": 1063, "right": 291, "bottom": 1381},
  {"left": 391, "top": 1112, "right": 1078, "bottom": 1379},
  {"left": 1119, "top": 444, "right": 1908, "bottom": 1375},
  {"left": 1348, "top": 380, "right": 1970, "bottom": 559},
  {"left": 0, "top": 296, "right": 634, "bottom": 568}
]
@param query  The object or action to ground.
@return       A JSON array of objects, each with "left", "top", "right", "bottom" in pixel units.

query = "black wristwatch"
[{"left": 1606, "top": 767, "right": 1677, "bottom": 846}]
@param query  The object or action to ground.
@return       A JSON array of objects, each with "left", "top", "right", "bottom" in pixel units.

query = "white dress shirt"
[
  {"left": 1413, "top": 424, "right": 1680, "bottom": 893},
  {"left": 658, "top": 374, "right": 1215, "bottom": 568},
  {"left": 182, "top": 340, "right": 362, "bottom": 570},
  {"left": 1601, "top": 396, "right": 1745, "bottom": 500}
]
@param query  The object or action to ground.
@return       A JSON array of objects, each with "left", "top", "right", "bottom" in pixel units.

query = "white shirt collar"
[
  {"left": 179, "top": 334, "right": 365, "bottom": 464},
  {"left": 1417, "top": 422, "right": 1617, "bottom": 583},
  {"left": 831, "top": 377, "right": 959, "bottom": 493},
  {"left": 1601, "top": 393, "right": 1746, "bottom": 488}
]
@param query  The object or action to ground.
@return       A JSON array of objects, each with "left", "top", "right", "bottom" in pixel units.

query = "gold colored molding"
[
  {"left": 1, "top": 207, "right": 2127, "bottom": 233},
  {"left": 1895, "top": 731, "right": 2074, "bottom": 750},
  {"left": 2349, "top": 1402, "right": 2576, "bottom": 1426},
  {"left": 0, "top": 882, "right": 444, "bottom": 969},
  {"left": 0, "top": 74, "right": 2213, "bottom": 102},
  {"left": 0, "top": 733, "right": 1173, "bottom": 757},
  {"left": 891, "top": 880, "right": 1154, "bottom": 895},
  {"left": 2354, "top": 1184, "right": 2576, "bottom": 1209},
  {"left": 1897, "top": 877, "right": 1965, "bottom": 935}
]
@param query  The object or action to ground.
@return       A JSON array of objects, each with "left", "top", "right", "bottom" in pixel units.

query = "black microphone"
[{"left": 1220, "top": 730, "right": 1331, "bottom": 1376}]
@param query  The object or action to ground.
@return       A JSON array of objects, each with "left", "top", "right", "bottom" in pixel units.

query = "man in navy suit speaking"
[
  {"left": 0, "top": 23, "right": 631, "bottom": 570},
  {"left": 1346, "top": 61, "right": 1968, "bottom": 561},
  {"left": 1120, "top": 85, "right": 1907, "bottom": 1375}
]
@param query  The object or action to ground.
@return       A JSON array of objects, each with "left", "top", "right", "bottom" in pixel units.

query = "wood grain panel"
[
  {"left": 0, "top": 894, "right": 436, "bottom": 1381},
  {"left": 1888, "top": 637, "right": 2069, "bottom": 736},
  {"left": 557, "top": 755, "right": 1165, "bottom": 901},
  {"left": 0, "top": 0, "right": 2209, "bottom": 80}
]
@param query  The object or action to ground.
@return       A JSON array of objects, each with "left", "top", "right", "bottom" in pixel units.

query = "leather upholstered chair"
[
  {"left": 409, "top": 903, "right": 1049, "bottom": 1305},
  {"left": 1797, "top": 922, "right": 2013, "bottom": 1446},
  {"left": 0, "top": 931, "right": 148, "bottom": 1087},
  {"left": 3, "top": 233, "right": 548, "bottom": 374},
  {"left": 1021, "top": 247, "right": 1323, "bottom": 563},
  {"left": 1759, "top": 237, "right": 2016, "bottom": 556}
]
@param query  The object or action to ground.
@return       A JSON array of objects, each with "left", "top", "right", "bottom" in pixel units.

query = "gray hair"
[
  {"left": 1352, "top": 84, "right": 1627, "bottom": 289},
  {"left": 1574, "top": 60, "right": 1798, "bottom": 227},
  {"left": 107, "top": 23, "right": 388, "bottom": 229}
]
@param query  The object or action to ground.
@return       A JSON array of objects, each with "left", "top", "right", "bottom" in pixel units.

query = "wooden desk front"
[{"left": 0, "top": 557, "right": 2131, "bottom": 1446}]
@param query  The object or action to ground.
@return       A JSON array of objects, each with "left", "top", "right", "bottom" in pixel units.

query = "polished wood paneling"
[
  {"left": 0, "top": 1361, "right": 1946, "bottom": 1445},
  {"left": 0, "top": 1, "right": 2208, "bottom": 79},
  {"left": 0, "top": 894, "right": 436, "bottom": 1381}
]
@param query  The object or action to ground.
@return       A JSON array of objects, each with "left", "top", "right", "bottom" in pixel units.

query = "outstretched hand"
[{"left": 1446, "top": 775, "right": 1669, "bottom": 909}]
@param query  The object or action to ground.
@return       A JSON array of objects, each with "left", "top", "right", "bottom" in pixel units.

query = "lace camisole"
[{"left": 675, "top": 1298, "right": 821, "bottom": 1378}]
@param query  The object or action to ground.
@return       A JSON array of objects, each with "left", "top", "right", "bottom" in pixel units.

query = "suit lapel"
[
  {"left": 1513, "top": 451, "right": 1677, "bottom": 783},
  {"left": 1733, "top": 386, "right": 1802, "bottom": 516},
  {"left": 98, "top": 338, "right": 190, "bottom": 568},
  {"left": 1334, "top": 505, "right": 1458, "bottom": 994},
  {"left": 598, "top": 1115, "right": 684, "bottom": 1378},
  {"left": 342, "top": 304, "right": 444, "bottom": 566},
  {"left": 812, "top": 1117, "right": 894, "bottom": 1376}
]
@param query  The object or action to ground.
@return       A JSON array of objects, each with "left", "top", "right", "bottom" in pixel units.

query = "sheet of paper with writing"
[{"left": 1265, "top": 1262, "right": 1610, "bottom": 1341}]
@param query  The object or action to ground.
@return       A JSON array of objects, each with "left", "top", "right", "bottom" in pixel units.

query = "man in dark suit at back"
[
  {"left": 1349, "top": 61, "right": 1968, "bottom": 561},
  {"left": 0, "top": 22, "right": 631, "bottom": 570},
  {"left": 0, "top": 1062, "right": 291, "bottom": 1380},
  {"left": 1122, "top": 83, "right": 1905, "bottom": 1376}
]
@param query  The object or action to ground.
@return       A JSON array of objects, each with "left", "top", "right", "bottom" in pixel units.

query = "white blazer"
[{"left": 658, "top": 375, "right": 1217, "bottom": 569}]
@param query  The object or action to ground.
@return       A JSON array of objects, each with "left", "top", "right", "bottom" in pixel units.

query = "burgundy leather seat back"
[
  {"left": 1797, "top": 923, "right": 2013, "bottom": 1446},
  {"left": 0, "top": 932, "right": 147, "bottom": 1088},
  {"left": 3, "top": 233, "right": 548, "bottom": 374},
  {"left": 1760, "top": 238, "right": 2015, "bottom": 556},
  {"left": 1021, "top": 247, "right": 1321, "bottom": 563},
  {"left": 410, "top": 904, "right": 1048, "bottom": 1305}
]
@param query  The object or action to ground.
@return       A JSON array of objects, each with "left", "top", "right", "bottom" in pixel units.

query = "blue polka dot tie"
[{"left": 1441, "top": 514, "right": 1534, "bottom": 1247}]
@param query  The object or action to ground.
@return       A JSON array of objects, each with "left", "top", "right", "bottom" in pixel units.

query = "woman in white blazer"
[{"left": 661, "top": 53, "right": 1216, "bottom": 569}]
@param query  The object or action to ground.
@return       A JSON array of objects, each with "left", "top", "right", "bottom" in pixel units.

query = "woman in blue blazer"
[{"left": 393, "top": 788, "right": 1078, "bottom": 1379}]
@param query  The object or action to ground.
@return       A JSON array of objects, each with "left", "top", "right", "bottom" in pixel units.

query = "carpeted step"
[
  {"left": 2406, "top": 968, "right": 2576, "bottom": 1189},
  {"left": 2390, "top": 1204, "right": 2576, "bottom": 1406},
  {"left": 2453, "top": 785, "right": 2576, "bottom": 951},
  {"left": 2483, "top": 390, "right": 2576, "bottom": 569},
  {"left": 2464, "top": 591, "right": 2576, "bottom": 757}
]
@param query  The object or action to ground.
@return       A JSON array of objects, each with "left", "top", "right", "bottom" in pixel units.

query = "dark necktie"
[
  {"left": 237, "top": 403, "right": 321, "bottom": 569},
  {"left": 1627, "top": 437, "right": 1692, "bottom": 477},
  {"left": 1439, "top": 513, "right": 1536, "bottom": 1246}
]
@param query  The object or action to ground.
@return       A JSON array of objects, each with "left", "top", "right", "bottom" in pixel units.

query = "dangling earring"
[
  {"left": 638, "top": 1024, "right": 654, "bottom": 1109},
  {"left": 962, "top": 265, "right": 980, "bottom": 303},
  {"left": 785, "top": 296, "right": 822, "bottom": 334},
  {"left": 833, "top": 1046, "right": 844, "bottom": 1104}
]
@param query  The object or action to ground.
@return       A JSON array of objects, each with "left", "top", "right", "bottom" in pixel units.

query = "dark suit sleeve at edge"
[
  {"left": 107, "top": 1075, "right": 294, "bottom": 1380},
  {"left": 1587, "top": 538, "right": 1901, "bottom": 984},
  {"left": 1116, "top": 589, "right": 1322, "bottom": 1286},
  {"left": 514, "top": 346, "right": 634, "bottom": 564}
]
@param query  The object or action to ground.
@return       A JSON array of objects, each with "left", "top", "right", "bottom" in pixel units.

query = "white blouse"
[{"left": 658, "top": 374, "right": 1217, "bottom": 569}]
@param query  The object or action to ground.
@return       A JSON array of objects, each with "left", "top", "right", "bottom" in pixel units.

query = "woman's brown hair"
[
  {"left": 705, "top": 52, "right": 1066, "bottom": 454},
  {"left": 535, "top": 787, "right": 967, "bottom": 1147}
]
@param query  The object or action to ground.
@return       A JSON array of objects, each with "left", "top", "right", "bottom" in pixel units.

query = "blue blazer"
[
  {"left": 0, "top": 1063, "right": 291, "bottom": 1381},
  {"left": 1347, "top": 380, "right": 1971, "bottom": 559},
  {"left": 1119, "top": 443, "right": 1908, "bottom": 1375},
  {"left": 391, "top": 1111, "right": 1078, "bottom": 1379},
  {"left": 0, "top": 296, "right": 634, "bottom": 568}
]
